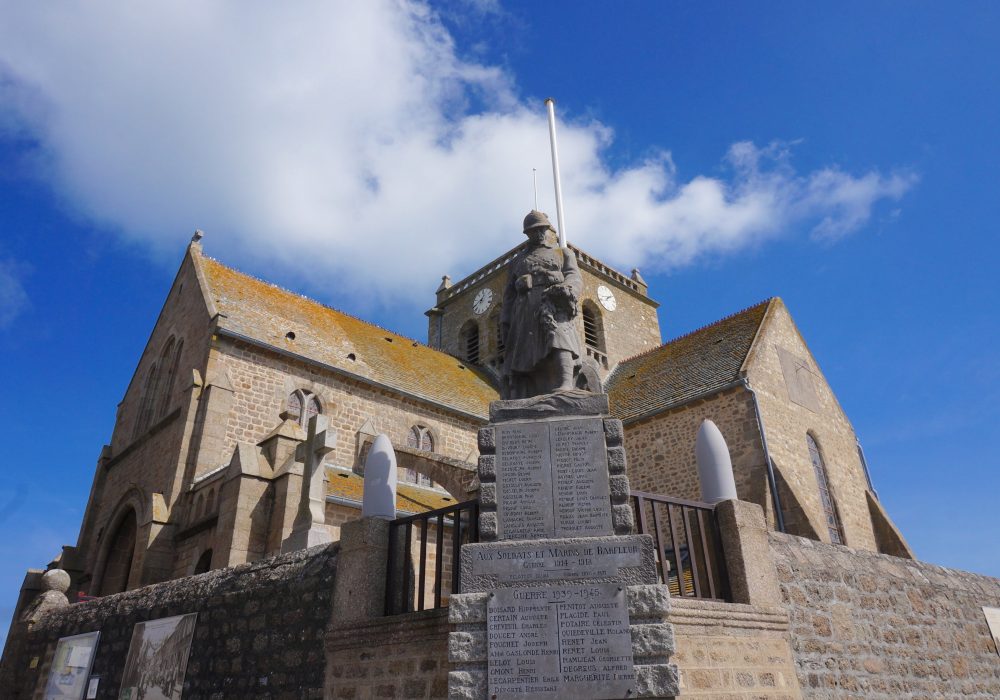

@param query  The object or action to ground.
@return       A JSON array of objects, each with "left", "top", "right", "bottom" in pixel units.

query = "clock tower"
[{"left": 425, "top": 242, "right": 661, "bottom": 389}]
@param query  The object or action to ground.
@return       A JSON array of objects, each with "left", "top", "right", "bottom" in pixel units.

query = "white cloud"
[
  {"left": 0, "top": 1, "right": 914, "bottom": 307},
  {"left": 0, "top": 259, "right": 28, "bottom": 328}
]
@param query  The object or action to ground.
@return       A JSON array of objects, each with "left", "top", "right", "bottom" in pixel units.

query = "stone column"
[
  {"left": 330, "top": 518, "right": 391, "bottom": 622},
  {"left": 714, "top": 499, "right": 782, "bottom": 607}
]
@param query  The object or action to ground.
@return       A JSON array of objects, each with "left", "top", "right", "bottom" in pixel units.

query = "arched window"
[
  {"left": 98, "top": 510, "right": 137, "bottom": 595},
  {"left": 462, "top": 321, "right": 480, "bottom": 364},
  {"left": 407, "top": 424, "right": 433, "bottom": 451},
  {"left": 582, "top": 302, "right": 605, "bottom": 352},
  {"left": 807, "top": 434, "right": 844, "bottom": 545},
  {"left": 403, "top": 425, "right": 435, "bottom": 487},
  {"left": 157, "top": 339, "right": 183, "bottom": 418},
  {"left": 286, "top": 389, "right": 322, "bottom": 428},
  {"left": 133, "top": 366, "right": 159, "bottom": 438},
  {"left": 193, "top": 549, "right": 213, "bottom": 575}
]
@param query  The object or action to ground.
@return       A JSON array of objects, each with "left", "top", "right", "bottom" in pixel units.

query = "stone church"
[
  {"left": 6, "top": 225, "right": 1000, "bottom": 700},
  {"left": 53, "top": 230, "right": 907, "bottom": 598}
]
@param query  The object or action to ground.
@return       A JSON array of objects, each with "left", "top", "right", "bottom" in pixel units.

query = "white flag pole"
[{"left": 545, "top": 98, "right": 568, "bottom": 248}]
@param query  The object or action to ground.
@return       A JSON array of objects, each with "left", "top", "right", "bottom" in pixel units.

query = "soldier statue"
[{"left": 500, "top": 210, "right": 583, "bottom": 399}]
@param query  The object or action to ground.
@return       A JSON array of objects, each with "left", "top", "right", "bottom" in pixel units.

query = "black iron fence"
[
  {"left": 383, "top": 490, "right": 729, "bottom": 615},
  {"left": 631, "top": 490, "right": 729, "bottom": 601},
  {"left": 385, "top": 499, "right": 479, "bottom": 615}
]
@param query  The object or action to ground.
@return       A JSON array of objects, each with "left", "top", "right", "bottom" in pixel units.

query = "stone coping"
[{"left": 668, "top": 597, "right": 789, "bottom": 635}]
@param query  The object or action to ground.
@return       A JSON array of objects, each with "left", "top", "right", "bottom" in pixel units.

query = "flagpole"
[{"left": 545, "top": 98, "right": 568, "bottom": 248}]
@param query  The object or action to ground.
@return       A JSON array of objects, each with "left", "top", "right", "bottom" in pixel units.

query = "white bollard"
[
  {"left": 696, "top": 419, "right": 738, "bottom": 504},
  {"left": 362, "top": 434, "right": 398, "bottom": 520}
]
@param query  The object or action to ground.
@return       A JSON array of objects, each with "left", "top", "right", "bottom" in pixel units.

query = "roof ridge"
[
  {"left": 203, "top": 255, "right": 442, "bottom": 353},
  {"left": 614, "top": 297, "right": 774, "bottom": 368}
]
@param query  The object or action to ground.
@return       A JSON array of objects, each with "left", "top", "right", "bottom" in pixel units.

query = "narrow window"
[
  {"left": 583, "top": 305, "right": 599, "bottom": 349},
  {"left": 193, "top": 549, "right": 213, "bottom": 575},
  {"left": 157, "top": 339, "right": 183, "bottom": 418},
  {"left": 404, "top": 425, "right": 435, "bottom": 487},
  {"left": 463, "top": 322, "right": 480, "bottom": 364},
  {"left": 807, "top": 434, "right": 844, "bottom": 545}
]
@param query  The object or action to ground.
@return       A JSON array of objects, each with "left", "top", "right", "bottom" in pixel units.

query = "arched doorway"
[{"left": 97, "top": 509, "right": 137, "bottom": 595}]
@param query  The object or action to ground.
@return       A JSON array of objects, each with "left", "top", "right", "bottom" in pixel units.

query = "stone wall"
[
  {"left": 1, "top": 544, "right": 338, "bottom": 700},
  {"left": 746, "top": 301, "right": 879, "bottom": 551},
  {"left": 623, "top": 387, "right": 769, "bottom": 510},
  {"left": 218, "top": 337, "right": 481, "bottom": 479},
  {"left": 325, "top": 610, "right": 451, "bottom": 699},
  {"left": 770, "top": 532, "right": 1000, "bottom": 697},
  {"left": 670, "top": 598, "right": 801, "bottom": 699}
]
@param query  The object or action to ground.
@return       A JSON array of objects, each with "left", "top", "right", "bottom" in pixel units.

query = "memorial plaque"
[
  {"left": 495, "top": 418, "right": 613, "bottom": 540},
  {"left": 487, "top": 584, "right": 635, "bottom": 700},
  {"left": 471, "top": 541, "right": 643, "bottom": 583},
  {"left": 495, "top": 422, "right": 554, "bottom": 540}
]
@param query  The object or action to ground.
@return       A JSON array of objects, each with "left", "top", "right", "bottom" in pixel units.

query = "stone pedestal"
[{"left": 448, "top": 393, "right": 678, "bottom": 700}]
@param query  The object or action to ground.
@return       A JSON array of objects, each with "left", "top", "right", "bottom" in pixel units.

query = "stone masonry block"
[
  {"left": 477, "top": 454, "right": 496, "bottom": 482},
  {"left": 478, "top": 512, "right": 497, "bottom": 542},
  {"left": 634, "top": 663, "right": 680, "bottom": 698},
  {"left": 448, "top": 592, "right": 488, "bottom": 624},
  {"left": 603, "top": 418, "right": 624, "bottom": 447},
  {"left": 607, "top": 446, "right": 627, "bottom": 474},
  {"left": 609, "top": 474, "right": 630, "bottom": 504},
  {"left": 449, "top": 630, "right": 487, "bottom": 663},
  {"left": 630, "top": 623, "right": 676, "bottom": 659},
  {"left": 612, "top": 503, "right": 635, "bottom": 535},
  {"left": 477, "top": 427, "right": 496, "bottom": 455},
  {"left": 627, "top": 584, "right": 671, "bottom": 618},
  {"left": 448, "top": 670, "right": 487, "bottom": 700},
  {"left": 479, "top": 482, "right": 496, "bottom": 508}
]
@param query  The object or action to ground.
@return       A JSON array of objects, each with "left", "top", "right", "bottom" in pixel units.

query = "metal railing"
[
  {"left": 631, "top": 490, "right": 729, "bottom": 601},
  {"left": 385, "top": 499, "right": 479, "bottom": 615}
]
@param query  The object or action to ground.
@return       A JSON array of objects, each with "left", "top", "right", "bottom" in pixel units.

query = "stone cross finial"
[
  {"left": 362, "top": 434, "right": 397, "bottom": 520},
  {"left": 282, "top": 414, "right": 337, "bottom": 552}
]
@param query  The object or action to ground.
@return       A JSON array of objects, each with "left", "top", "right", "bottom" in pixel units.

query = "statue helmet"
[{"left": 523, "top": 210, "right": 554, "bottom": 234}]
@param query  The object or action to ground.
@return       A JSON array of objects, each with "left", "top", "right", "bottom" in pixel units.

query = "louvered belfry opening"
[
  {"left": 464, "top": 322, "right": 480, "bottom": 364},
  {"left": 583, "top": 304, "right": 599, "bottom": 349}
]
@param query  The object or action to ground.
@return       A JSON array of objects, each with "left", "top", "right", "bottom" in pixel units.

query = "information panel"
[
  {"left": 487, "top": 584, "right": 635, "bottom": 700},
  {"left": 495, "top": 418, "right": 612, "bottom": 540}
]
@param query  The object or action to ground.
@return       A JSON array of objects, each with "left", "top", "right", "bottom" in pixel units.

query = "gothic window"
[
  {"left": 462, "top": 321, "right": 480, "bottom": 364},
  {"left": 133, "top": 366, "right": 159, "bottom": 438},
  {"left": 193, "top": 549, "right": 213, "bottom": 575},
  {"left": 407, "top": 425, "right": 434, "bottom": 452},
  {"left": 97, "top": 509, "right": 137, "bottom": 595},
  {"left": 807, "top": 434, "right": 844, "bottom": 545},
  {"left": 286, "top": 389, "right": 322, "bottom": 428},
  {"left": 287, "top": 390, "right": 302, "bottom": 417},
  {"left": 403, "top": 425, "right": 435, "bottom": 487},
  {"left": 157, "top": 339, "right": 183, "bottom": 418}
]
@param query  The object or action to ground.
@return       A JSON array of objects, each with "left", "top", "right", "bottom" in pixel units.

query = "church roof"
[
  {"left": 606, "top": 299, "right": 774, "bottom": 423},
  {"left": 326, "top": 467, "right": 458, "bottom": 515},
  {"left": 198, "top": 254, "right": 499, "bottom": 419}
]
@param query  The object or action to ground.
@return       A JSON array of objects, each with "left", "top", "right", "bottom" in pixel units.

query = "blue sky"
[{"left": 0, "top": 1, "right": 997, "bottom": 641}]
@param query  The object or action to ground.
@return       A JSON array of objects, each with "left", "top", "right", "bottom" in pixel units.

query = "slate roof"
[
  {"left": 606, "top": 299, "right": 774, "bottom": 423},
  {"left": 198, "top": 253, "right": 499, "bottom": 418},
  {"left": 326, "top": 467, "right": 458, "bottom": 515}
]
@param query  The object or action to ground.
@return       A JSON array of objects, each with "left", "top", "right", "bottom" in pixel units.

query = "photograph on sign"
[
  {"left": 42, "top": 631, "right": 100, "bottom": 700},
  {"left": 118, "top": 613, "right": 197, "bottom": 700}
]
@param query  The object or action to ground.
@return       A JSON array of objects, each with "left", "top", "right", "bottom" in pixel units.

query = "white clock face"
[
  {"left": 597, "top": 285, "right": 617, "bottom": 311},
  {"left": 473, "top": 288, "right": 493, "bottom": 315}
]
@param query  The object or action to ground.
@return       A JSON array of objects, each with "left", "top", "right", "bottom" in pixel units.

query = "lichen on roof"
[
  {"left": 198, "top": 255, "right": 499, "bottom": 418},
  {"left": 326, "top": 468, "right": 458, "bottom": 514},
  {"left": 607, "top": 299, "right": 773, "bottom": 422}
]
